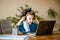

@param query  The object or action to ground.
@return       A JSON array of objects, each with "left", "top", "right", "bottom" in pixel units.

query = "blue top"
[{"left": 18, "top": 22, "right": 38, "bottom": 33}]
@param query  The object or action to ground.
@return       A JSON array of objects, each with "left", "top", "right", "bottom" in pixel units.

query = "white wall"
[
  {"left": 0, "top": 0, "right": 60, "bottom": 31},
  {"left": 0, "top": 0, "right": 19, "bottom": 18}
]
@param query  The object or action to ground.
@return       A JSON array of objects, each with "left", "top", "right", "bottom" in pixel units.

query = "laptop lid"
[
  {"left": 0, "top": 19, "right": 12, "bottom": 34},
  {"left": 36, "top": 21, "right": 56, "bottom": 36}
]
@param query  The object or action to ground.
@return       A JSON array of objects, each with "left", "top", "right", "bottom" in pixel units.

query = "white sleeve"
[{"left": 23, "top": 21, "right": 30, "bottom": 32}]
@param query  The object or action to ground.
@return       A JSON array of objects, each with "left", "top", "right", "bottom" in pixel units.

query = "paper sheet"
[{"left": 0, "top": 35, "right": 29, "bottom": 40}]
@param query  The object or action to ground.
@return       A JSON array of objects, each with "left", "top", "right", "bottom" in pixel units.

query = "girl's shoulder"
[
  {"left": 19, "top": 22, "right": 23, "bottom": 26},
  {"left": 20, "top": 21, "right": 27, "bottom": 25}
]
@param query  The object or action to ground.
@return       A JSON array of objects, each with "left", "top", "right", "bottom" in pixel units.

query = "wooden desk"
[
  {"left": 29, "top": 32, "right": 60, "bottom": 40},
  {"left": 0, "top": 31, "right": 60, "bottom": 40}
]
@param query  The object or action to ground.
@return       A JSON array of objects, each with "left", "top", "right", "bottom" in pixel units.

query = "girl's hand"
[{"left": 33, "top": 18, "right": 39, "bottom": 24}]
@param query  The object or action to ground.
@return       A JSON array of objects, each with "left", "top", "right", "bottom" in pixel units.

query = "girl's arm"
[{"left": 16, "top": 16, "right": 25, "bottom": 27}]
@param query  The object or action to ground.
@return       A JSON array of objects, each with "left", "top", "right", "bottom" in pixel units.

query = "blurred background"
[{"left": 0, "top": 0, "right": 60, "bottom": 31}]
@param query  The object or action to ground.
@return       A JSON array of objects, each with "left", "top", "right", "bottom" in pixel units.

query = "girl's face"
[{"left": 26, "top": 15, "right": 34, "bottom": 24}]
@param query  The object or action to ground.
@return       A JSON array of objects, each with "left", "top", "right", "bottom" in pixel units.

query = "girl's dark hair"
[{"left": 20, "top": 8, "right": 35, "bottom": 19}]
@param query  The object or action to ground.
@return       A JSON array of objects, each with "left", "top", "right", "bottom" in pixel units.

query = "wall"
[{"left": 0, "top": 0, "right": 60, "bottom": 31}]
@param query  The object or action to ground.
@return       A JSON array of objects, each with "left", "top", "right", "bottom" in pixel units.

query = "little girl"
[{"left": 16, "top": 8, "right": 39, "bottom": 34}]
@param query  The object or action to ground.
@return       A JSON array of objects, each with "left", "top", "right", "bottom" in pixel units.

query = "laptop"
[
  {"left": 27, "top": 21, "right": 56, "bottom": 36},
  {"left": 36, "top": 21, "right": 56, "bottom": 36},
  {"left": 0, "top": 19, "right": 12, "bottom": 34}
]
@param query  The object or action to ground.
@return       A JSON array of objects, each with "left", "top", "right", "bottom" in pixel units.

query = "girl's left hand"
[{"left": 33, "top": 18, "right": 39, "bottom": 24}]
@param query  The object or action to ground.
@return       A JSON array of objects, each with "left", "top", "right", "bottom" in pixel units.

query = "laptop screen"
[{"left": 36, "top": 21, "right": 56, "bottom": 36}]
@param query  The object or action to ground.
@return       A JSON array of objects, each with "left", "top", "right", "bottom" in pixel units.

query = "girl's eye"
[{"left": 29, "top": 18, "right": 34, "bottom": 20}]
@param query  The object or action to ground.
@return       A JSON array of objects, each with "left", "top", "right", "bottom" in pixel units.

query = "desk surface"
[
  {"left": 29, "top": 31, "right": 60, "bottom": 40},
  {"left": 0, "top": 31, "right": 60, "bottom": 40}
]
